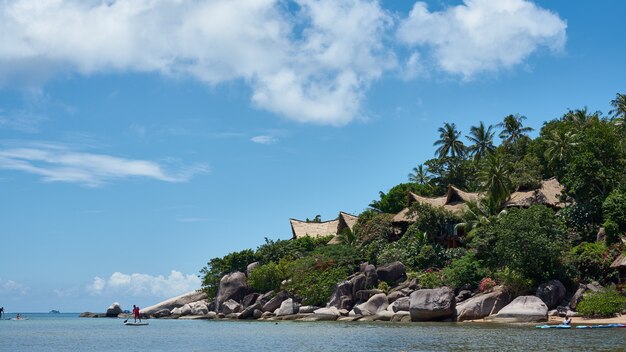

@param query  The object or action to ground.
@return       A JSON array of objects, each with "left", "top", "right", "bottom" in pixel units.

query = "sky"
[{"left": 0, "top": 0, "right": 624, "bottom": 313}]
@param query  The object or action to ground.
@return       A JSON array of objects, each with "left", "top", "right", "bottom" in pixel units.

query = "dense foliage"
[{"left": 577, "top": 289, "right": 626, "bottom": 318}]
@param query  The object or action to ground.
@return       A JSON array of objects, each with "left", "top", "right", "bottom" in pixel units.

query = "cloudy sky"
[{"left": 0, "top": 0, "right": 624, "bottom": 312}]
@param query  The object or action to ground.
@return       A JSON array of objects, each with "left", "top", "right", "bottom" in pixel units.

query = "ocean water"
[{"left": 1, "top": 313, "right": 625, "bottom": 351}]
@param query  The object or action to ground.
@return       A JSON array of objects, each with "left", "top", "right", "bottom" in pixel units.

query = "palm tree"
[
  {"left": 477, "top": 153, "right": 513, "bottom": 211},
  {"left": 497, "top": 114, "right": 533, "bottom": 143},
  {"left": 408, "top": 164, "right": 430, "bottom": 184},
  {"left": 609, "top": 93, "right": 626, "bottom": 125},
  {"left": 543, "top": 129, "right": 578, "bottom": 166},
  {"left": 335, "top": 228, "right": 359, "bottom": 246},
  {"left": 466, "top": 121, "right": 495, "bottom": 161},
  {"left": 563, "top": 107, "right": 600, "bottom": 127},
  {"left": 433, "top": 122, "right": 466, "bottom": 159}
]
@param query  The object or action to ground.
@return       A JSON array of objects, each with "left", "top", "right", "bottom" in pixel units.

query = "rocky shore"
[{"left": 82, "top": 261, "right": 622, "bottom": 324}]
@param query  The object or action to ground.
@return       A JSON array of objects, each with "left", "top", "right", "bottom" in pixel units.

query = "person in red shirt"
[{"left": 132, "top": 305, "right": 141, "bottom": 323}]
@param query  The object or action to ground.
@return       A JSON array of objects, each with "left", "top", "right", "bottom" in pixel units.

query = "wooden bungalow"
[{"left": 610, "top": 254, "right": 626, "bottom": 284}]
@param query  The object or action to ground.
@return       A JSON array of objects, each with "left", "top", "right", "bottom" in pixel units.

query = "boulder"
[
  {"left": 239, "top": 303, "right": 262, "bottom": 319},
  {"left": 409, "top": 287, "right": 455, "bottom": 321},
  {"left": 391, "top": 311, "right": 411, "bottom": 322},
  {"left": 242, "top": 293, "right": 260, "bottom": 308},
  {"left": 387, "top": 291, "right": 406, "bottom": 304},
  {"left": 262, "top": 291, "right": 288, "bottom": 312},
  {"left": 376, "top": 261, "right": 407, "bottom": 284},
  {"left": 364, "top": 264, "right": 378, "bottom": 289},
  {"left": 355, "top": 289, "right": 383, "bottom": 303},
  {"left": 314, "top": 306, "right": 341, "bottom": 317},
  {"left": 170, "top": 307, "right": 182, "bottom": 315},
  {"left": 536, "top": 280, "right": 567, "bottom": 310},
  {"left": 79, "top": 312, "right": 98, "bottom": 318},
  {"left": 299, "top": 306, "right": 320, "bottom": 314},
  {"left": 253, "top": 309, "right": 263, "bottom": 319},
  {"left": 353, "top": 293, "right": 389, "bottom": 316},
  {"left": 257, "top": 291, "right": 275, "bottom": 305},
  {"left": 180, "top": 304, "right": 192, "bottom": 316},
  {"left": 217, "top": 272, "right": 248, "bottom": 307},
  {"left": 350, "top": 274, "right": 366, "bottom": 298},
  {"left": 276, "top": 298, "right": 300, "bottom": 316},
  {"left": 488, "top": 296, "right": 548, "bottom": 323},
  {"left": 141, "top": 291, "right": 207, "bottom": 316},
  {"left": 328, "top": 280, "right": 354, "bottom": 309},
  {"left": 221, "top": 299, "right": 242, "bottom": 315},
  {"left": 570, "top": 282, "right": 603, "bottom": 310},
  {"left": 106, "top": 302, "right": 123, "bottom": 317},
  {"left": 455, "top": 288, "right": 511, "bottom": 321},
  {"left": 387, "top": 296, "right": 410, "bottom": 313},
  {"left": 455, "top": 290, "right": 472, "bottom": 303},
  {"left": 298, "top": 314, "right": 338, "bottom": 321},
  {"left": 373, "top": 311, "right": 394, "bottom": 321},
  {"left": 190, "top": 301, "right": 209, "bottom": 315},
  {"left": 153, "top": 309, "right": 171, "bottom": 318},
  {"left": 246, "top": 262, "right": 260, "bottom": 277}
]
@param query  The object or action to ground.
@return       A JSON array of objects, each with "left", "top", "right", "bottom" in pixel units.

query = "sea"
[{"left": 0, "top": 313, "right": 625, "bottom": 351}]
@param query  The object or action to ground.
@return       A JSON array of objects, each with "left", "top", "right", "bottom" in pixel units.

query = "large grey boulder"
[
  {"left": 221, "top": 299, "right": 242, "bottom": 315},
  {"left": 242, "top": 293, "right": 260, "bottom": 308},
  {"left": 363, "top": 264, "right": 378, "bottom": 289},
  {"left": 350, "top": 274, "right": 366, "bottom": 298},
  {"left": 409, "top": 287, "right": 455, "bottom": 321},
  {"left": 262, "top": 291, "right": 288, "bottom": 312},
  {"left": 455, "top": 288, "right": 511, "bottom": 321},
  {"left": 217, "top": 272, "right": 248, "bottom": 307},
  {"left": 276, "top": 298, "right": 300, "bottom": 316},
  {"left": 152, "top": 309, "right": 171, "bottom": 318},
  {"left": 387, "top": 291, "right": 406, "bottom": 304},
  {"left": 536, "top": 280, "right": 566, "bottom": 310},
  {"left": 239, "top": 303, "right": 262, "bottom": 319},
  {"left": 106, "top": 302, "right": 123, "bottom": 317},
  {"left": 246, "top": 262, "right": 260, "bottom": 277},
  {"left": 141, "top": 291, "right": 207, "bottom": 316},
  {"left": 387, "top": 296, "right": 410, "bottom": 313},
  {"left": 299, "top": 306, "right": 320, "bottom": 314},
  {"left": 180, "top": 304, "right": 192, "bottom": 316},
  {"left": 353, "top": 293, "right": 389, "bottom": 316},
  {"left": 314, "top": 306, "right": 341, "bottom": 317},
  {"left": 355, "top": 289, "right": 383, "bottom": 303},
  {"left": 376, "top": 261, "right": 406, "bottom": 284},
  {"left": 488, "top": 296, "right": 548, "bottom": 323},
  {"left": 328, "top": 281, "right": 353, "bottom": 309},
  {"left": 570, "top": 282, "right": 603, "bottom": 310},
  {"left": 190, "top": 301, "right": 209, "bottom": 315}
]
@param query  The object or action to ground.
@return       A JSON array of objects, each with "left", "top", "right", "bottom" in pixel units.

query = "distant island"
[{"left": 49, "top": 310, "right": 60, "bottom": 314}]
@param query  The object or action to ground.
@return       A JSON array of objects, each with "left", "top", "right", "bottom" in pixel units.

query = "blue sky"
[{"left": 0, "top": 0, "right": 624, "bottom": 313}]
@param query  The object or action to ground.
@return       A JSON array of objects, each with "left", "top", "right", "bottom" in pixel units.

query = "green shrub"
[
  {"left": 376, "top": 229, "right": 427, "bottom": 268},
  {"left": 353, "top": 210, "right": 395, "bottom": 244},
  {"left": 442, "top": 254, "right": 486, "bottom": 289},
  {"left": 603, "top": 189, "right": 626, "bottom": 232},
  {"left": 248, "top": 261, "right": 286, "bottom": 293},
  {"left": 200, "top": 249, "right": 257, "bottom": 297},
  {"left": 255, "top": 236, "right": 331, "bottom": 264},
  {"left": 568, "top": 242, "right": 618, "bottom": 284},
  {"left": 416, "top": 244, "right": 446, "bottom": 270},
  {"left": 495, "top": 267, "right": 533, "bottom": 296},
  {"left": 283, "top": 257, "right": 349, "bottom": 306},
  {"left": 577, "top": 289, "right": 626, "bottom": 318},
  {"left": 603, "top": 220, "right": 620, "bottom": 245},
  {"left": 377, "top": 281, "right": 390, "bottom": 293},
  {"left": 406, "top": 202, "right": 461, "bottom": 241},
  {"left": 418, "top": 270, "right": 443, "bottom": 289}
]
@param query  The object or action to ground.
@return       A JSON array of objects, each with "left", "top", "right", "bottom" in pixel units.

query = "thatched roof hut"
[
  {"left": 290, "top": 211, "right": 358, "bottom": 239},
  {"left": 392, "top": 185, "right": 478, "bottom": 224},
  {"left": 611, "top": 253, "right": 626, "bottom": 283},
  {"left": 504, "top": 177, "right": 570, "bottom": 209}
]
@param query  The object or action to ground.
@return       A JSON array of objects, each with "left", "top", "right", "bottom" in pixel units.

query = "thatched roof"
[
  {"left": 610, "top": 254, "right": 626, "bottom": 269},
  {"left": 392, "top": 178, "right": 570, "bottom": 224},
  {"left": 505, "top": 177, "right": 569, "bottom": 209},
  {"left": 290, "top": 211, "right": 358, "bottom": 239}
]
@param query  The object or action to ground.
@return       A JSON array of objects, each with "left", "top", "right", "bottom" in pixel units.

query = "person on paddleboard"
[
  {"left": 0, "top": 306, "right": 4, "bottom": 319},
  {"left": 132, "top": 305, "right": 141, "bottom": 323},
  {"left": 563, "top": 317, "right": 572, "bottom": 325}
]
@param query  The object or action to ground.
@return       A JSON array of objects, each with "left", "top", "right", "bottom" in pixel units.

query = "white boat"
[{"left": 124, "top": 321, "right": 149, "bottom": 326}]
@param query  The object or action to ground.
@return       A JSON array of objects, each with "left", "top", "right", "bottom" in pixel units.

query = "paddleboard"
[
  {"left": 10, "top": 318, "right": 28, "bottom": 321},
  {"left": 124, "top": 322, "right": 149, "bottom": 326},
  {"left": 535, "top": 324, "right": 571, "bottom": 329},
  {"left": 576, "top": 324, "right": 625, "bottom": 329}
]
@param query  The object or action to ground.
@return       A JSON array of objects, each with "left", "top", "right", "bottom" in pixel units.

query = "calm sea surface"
[{"left": 1, "top": 313, "right": 625, "bottom": 351}]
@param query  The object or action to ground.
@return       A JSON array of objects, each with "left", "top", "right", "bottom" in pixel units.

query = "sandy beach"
[{"left": 548, "top": 315, "right": 626, "bottom": 325}]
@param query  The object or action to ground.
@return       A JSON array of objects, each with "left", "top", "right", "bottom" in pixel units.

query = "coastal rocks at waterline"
[
  {"left": 535, "top": 280, "right": 566, "bottom": 310},
  {"left": 106, "top": 302, "right": 123, "bottom": 317},
  {"left": 352, "top": 293, "right": 389, "bottom": 316},
  {"left": 262, "top": 291, "right": 288, "bottom": 313},
  {"left": 487, "top": 296, "right": 548, "bottom": 323},
  {"left": 276, "top": 298, "right": 300, "bottom": 316},
  {"left": 141, "top": 290, "right": 207, "bottom": 316},
  {"left": 221, "top": 299, "right": 242, "bottom": 315},
  {"left": 217, "top": 271, "right": 248, "bottom": 307},
  {"left": 409, "top": 287, "right": 455, "bottom": 321},
  {"left": 455, "top": 287, "right": 511, "bottom": 321},
  {"left": 328, "top": 281, "right": 354, "bottom": 310}
]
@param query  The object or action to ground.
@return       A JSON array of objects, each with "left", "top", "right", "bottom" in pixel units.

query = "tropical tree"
[
  {"left": 477, "top": 153, "right": 513, "bottom": 212},
  {"left": 609, "top": 93, "right": 626, "bottom": 126},
  {"left": 497, "top": 114, "right": 533, "bottom": 144},
  {"left": 563, "top": 107, "right": 601, "bottom": 128},
  {"left": 433, "top": 122, "right": 466, "bottom": 159},
  {"left": 408, "top": 164, "right": 430, "bottom": 184},
  {"left": 543, "top": 129, "right": 578, "bottom": 167},
  {"left": 466, "top": 121, "right": 495, "bottom": 161}
]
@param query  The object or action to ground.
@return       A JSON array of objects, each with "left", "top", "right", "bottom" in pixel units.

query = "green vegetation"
[
  {"left": 200, "top": 93, "right": 626, "bottom": 309},
  {"left": 577, "top": 289, "right": 626, "bottom": 318}
]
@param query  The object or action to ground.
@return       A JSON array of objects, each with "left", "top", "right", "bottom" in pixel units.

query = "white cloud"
[
  {"left": 87, "top": 270, "right": 200, "bottom": 298},
  {"left": 0, "top": 0, "right": 394, "bottom": 126},
  {"left": 0, "top": 143, "right": 208, "bottom": 186},
  {"left": 251, "top": 135, "right": 278, "bottom": 145},
  {"left": 0, "top": 279, "right": 28, "bottom": 295},
  {"left": 397, "top": 0, "right": 567, "bottom": 78}
]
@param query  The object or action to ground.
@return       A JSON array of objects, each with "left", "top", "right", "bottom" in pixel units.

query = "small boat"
[
  {"left": 535, "top": 324, "right": 571, "bottom": 329},
  {"left": 11, "top": 317, "right": 28, "bottom": 321},
  {"left": 576, "top": 324, "right": 626, "bottom": 329}
]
